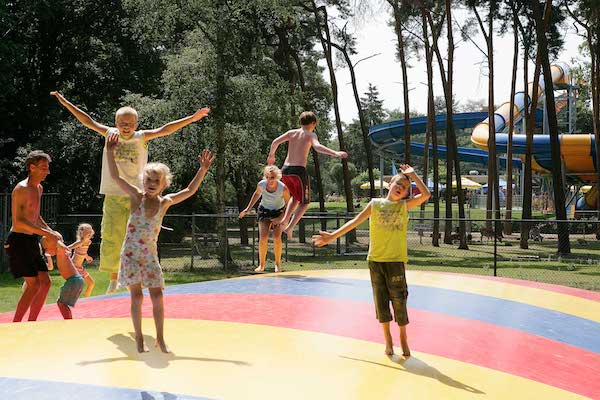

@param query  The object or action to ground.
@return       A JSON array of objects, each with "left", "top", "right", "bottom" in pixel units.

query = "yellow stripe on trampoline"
[
  {"left": 0, "top": 319, "right": 587, "bottom": 400},
  {"left": 272, "top": 269, "right": 600, "bottom": 323}
]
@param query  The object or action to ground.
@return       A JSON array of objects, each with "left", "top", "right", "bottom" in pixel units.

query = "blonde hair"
[
  {"left": 115, "top": 106, "right": 138, "bottom": 121},
  {"left": 144, "top": 162, "right": 173, "bottom": 188},
  {"left": 76, "top": 223, "right": 94, "bottom": 241},
  {"left": 390, "top": 173, "right": 409, "bottom": 185},
  {"left": 263, "top": 165, "right": 282, "bottom": 180}
]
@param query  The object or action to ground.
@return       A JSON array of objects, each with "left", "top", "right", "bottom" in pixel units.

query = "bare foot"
[
  {"left": 254, "top": 265, "right": 265, "bottom": 272},
  {"left": 385, "top": 346, "right": 394, "bottom": 356},
  {"left": 155, "top": 339, "right": 171, "bottom": 353},
  {"left": 401, "top": 342, "right": 411, "bottom": 357},
  {"left": 135, "top": 336, "right": 149, "bottom": 353},
  {"left": 274, "top": 265, "right": 281, "bottom": 273},
  {"left": 106, "top": 280, "right": 118, "bottom": 294}
]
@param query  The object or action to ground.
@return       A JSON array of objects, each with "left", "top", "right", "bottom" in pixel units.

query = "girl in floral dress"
[{"left": 106, "top": 135, "right": 214, "bottom": 353}]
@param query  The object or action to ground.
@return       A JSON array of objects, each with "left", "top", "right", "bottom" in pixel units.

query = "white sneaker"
[
  {"left": 274, "top": 265, "right": 281, "bottom": 273},
  {"left": 106, "top": 280, "right": 118, "bottom": 294}
]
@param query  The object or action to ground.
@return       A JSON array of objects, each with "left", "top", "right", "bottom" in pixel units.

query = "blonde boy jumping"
[{"left": 51, "top": 91, "right": 210, "bottom": 293}]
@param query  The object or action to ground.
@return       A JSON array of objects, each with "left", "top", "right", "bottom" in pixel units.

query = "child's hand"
[
  {"left": 239, "top": 209, "right": 249, "bottom": 219},
  {"left": 50, "top": 91, "right": 61, "bottom": 98},
  {"left": 266, "top": 154, "right": 276, "bottom": 165},
  {"left": 199, "top": 149, "right": 215, "bottom": 170},
  {"left": 337, "top": 151, "right": 348, "bottom": 159},
  {"left": 192, "top": 107, "right": 211, "bottom": 122},
  {"left": 106, "top": 134, "right": 119, "bottom": 151},
  {"left": 85, "top": 255, "right": 94, "bottom": 263},
  {"left": 399, "top": 164, "right": 415, "bottom": 176},
  {"left": 312, "top": 231, "right": 334, "bottom": 247}
]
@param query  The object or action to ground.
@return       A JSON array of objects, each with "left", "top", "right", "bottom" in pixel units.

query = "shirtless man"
[
  {"left": 267, "top": 112, "right": 347, "bottom": 238},
  {"left": 4, "top": 151, "right": 62, "bottom": 322}
]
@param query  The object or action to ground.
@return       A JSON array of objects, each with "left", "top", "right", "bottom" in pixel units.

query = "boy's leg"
[
  {"left": 83, "top": 275, "right": 95, "bottom": 297},
  {"left": 129, "top": 283, "right": 148, "bottom": 353},
  {"left": 380, "top": 322, "right": 394, "bottom": 355},
  {"left": 386, "top": 262, "right": 410, "bottom": 356},
  {"left": 281, "top": 197, "right": 298, "bottom": 228},
  {"left": 27, "top": 271, "right": 51, "bottom": 321},
  {"left": 13, "top": 276, "right": 41, "bottom": 322},
  {"left": 256, "top": 221, "right": 270, "bottom": 272},
  {"left": 399, "top": 324, "right": 410, "bottom": 357},
  {"left": 100, "top": 196, "right": 129, "bottom": 293},
  {"left": 57, "top": 302, "right": 72, "bottom": 319},
  {"left": 368, "top": 261, "right": 394, "bottom": 354},
  {"left": 149, "top": 287, "right": 169, "bottom": 353},
  {"left": 272, "top": 224, "right": 283, "bottom": 272},
  {"left": 283, "top": 203, "right": 309, "bottom": 239}
]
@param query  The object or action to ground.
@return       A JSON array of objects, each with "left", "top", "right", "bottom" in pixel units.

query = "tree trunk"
[
  {"left": 292, "top": 50, "right": 327, "bottom": 231},
  {"left": 445, "top": 0, "right": 468, "bottom": 249},
  {"left": 521, "top": 46, "right": 541, "bottom": 250},
  {"left": 313, "top": 3, "right": 355, "bottom": 242},
  {"left": 330, "top": 42, "right": 376, "bottom": 199},
  {"left": 504, "top": 10, "right": 519, "bottom": 236},
  {"left": 391, "top": 1, "right": 411, "bottom": 164},
  {"left": 214, "top": 1, "right": 233, "bottom": 268},
  {"left": 532, "top": 0, "right": 570, "bottom": 254},
  {"left": 421, "top": 9, "right": 441, "bottom": 246}
]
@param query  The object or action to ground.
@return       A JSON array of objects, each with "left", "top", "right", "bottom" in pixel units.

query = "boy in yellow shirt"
[
  {"left": 51, "top": 91, "right": 210, "bottom": 293},
  {"left": 313, "top": 164, "right": 430, "bottom": 357}
]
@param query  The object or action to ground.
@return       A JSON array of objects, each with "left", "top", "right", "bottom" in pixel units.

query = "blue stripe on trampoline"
[
  {"left": 90, "top": 276, "right": 600, "bottom": 354},
  {"left": 0, "top": 377, "right": 215, "bottom": 400}
]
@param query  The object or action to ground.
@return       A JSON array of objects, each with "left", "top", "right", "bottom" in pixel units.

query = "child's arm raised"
[
  {"left": 400, "top": 164, "right": 431, "bottom": 210},
  {"left": 310, "top": 133, "right": 348, "bottom": 159},
  {"left": 143, "top": 108, "right": 210, "bottom": 142},
  {"left": 312, "top": 202, "right": 372, "bottom": 247},
  {"left": 164, "top": 150, "right": 215, "bottom": 207},
  {"left": 67, "top": 240, "right": 83, "bottom": 251},
  {"left": 239, "top": 186, "right": 263, "bottom": 219},
  {"left": 50, "top": 91, "right": 110, "bottom": 135},
  {"left": 105, "top": 135, "right": 142, "bottom": 198},
  {"left": 266, "top": 131, "right": 290, "bottom": 165}
]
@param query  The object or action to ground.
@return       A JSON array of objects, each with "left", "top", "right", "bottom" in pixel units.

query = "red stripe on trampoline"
[
  {"left": 433, "top": 272, "right": 600, "bottom": 301},
  {"left": 1, "top": 293, "right": 598, "bottom": 398}
]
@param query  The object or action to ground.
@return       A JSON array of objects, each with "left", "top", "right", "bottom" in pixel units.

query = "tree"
[
  {"left": 425, "top": 1, "right": 469, "bottom": 249},
  {"left": 329, "top": 24, "right": 377, "bottom": 198},
  {"left": 532, "top": 0, "right": 571, "bottom": 254}
]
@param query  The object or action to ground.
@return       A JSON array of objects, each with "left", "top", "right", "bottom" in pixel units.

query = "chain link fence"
[{"left": 1, "top": 208, "right": 599, "bottom": 292}]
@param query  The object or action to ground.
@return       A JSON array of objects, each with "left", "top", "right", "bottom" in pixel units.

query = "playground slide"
[
  {"left": 368, "top": 111, "right": 525, "bottom": 169},
  {"left": 470, "top": 63, "right": 598, "bottom": 183}
]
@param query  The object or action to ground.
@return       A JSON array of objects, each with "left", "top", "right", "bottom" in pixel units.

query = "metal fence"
[{"left": 1, "top": 209, "right": 599, "bottom": 292}]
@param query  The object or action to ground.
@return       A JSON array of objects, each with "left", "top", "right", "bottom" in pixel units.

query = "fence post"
[
  {"left": 191, "top": 214, "right": 196, "bottom": 271},
  {"left": 224, "top": 215, "right": 228, "bottom": 270},
  {"left": 252, "top": 217, "right": 256, "bottom": 266},
  {"left": 336, "top": 214, "right": 341, "bottom": 255},
  {"left": 493, "top": 218, "right": 498, "bottom": 277}
]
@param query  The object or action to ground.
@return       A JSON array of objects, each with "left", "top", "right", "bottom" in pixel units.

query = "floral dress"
[{"left": 118, "top": 199, "right": 165, "bottom": 289}]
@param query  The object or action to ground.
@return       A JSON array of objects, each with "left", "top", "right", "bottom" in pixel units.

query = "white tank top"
[
  {"left": 100, "top": 128, "right": 148, "bottom": 195},
  {"left": 258, "top": 180, "right": 286, "bottom": 210}
]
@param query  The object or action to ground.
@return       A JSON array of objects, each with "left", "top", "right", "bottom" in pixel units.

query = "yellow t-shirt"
[{"left": 367, "top": 198, "right": 408, "bottom": 262}]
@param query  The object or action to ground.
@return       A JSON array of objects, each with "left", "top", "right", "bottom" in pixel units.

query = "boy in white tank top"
[{"left": 51, "top": 91, "right": 210, "bottom": 293}]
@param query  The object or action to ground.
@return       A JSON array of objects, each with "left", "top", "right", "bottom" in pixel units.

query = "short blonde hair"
[
  {"left": 144, "top": 162, "right": 173, "bottom": 188},
  {"left": 76, "top": 223, "right": 94, "bottom": 241},
  {"left": 115, "top": 106, "right": 138, "bottom": 121},
  {"left": 263, "top": 165, "right": 282, "bottom": 180}
]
